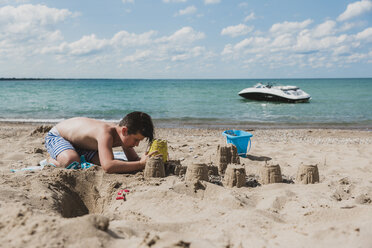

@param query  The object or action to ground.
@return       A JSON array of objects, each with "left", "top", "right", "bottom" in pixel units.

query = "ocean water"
[{"left": 0, "top": 78, "right": 371, "bottom": 129}]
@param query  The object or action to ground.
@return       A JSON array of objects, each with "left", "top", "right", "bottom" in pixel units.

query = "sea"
[{"left": 0, "top": 78, "right": 371, "bottom": 130}]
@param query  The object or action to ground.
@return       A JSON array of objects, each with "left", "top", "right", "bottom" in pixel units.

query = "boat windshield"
[
  {"left": 254, "top": 83, "right": 264, "bottom": 88},
  {"left": 283, "top": 89, "right": 304, "bottom": 96}
]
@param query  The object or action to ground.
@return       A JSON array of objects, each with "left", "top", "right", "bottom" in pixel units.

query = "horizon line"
[{"left": 1, "top": 77, "right": 372, "bottom": 81}]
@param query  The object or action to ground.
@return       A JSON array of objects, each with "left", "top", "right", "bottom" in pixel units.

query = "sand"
[{"left": 0, "top": 122, "right": 372, "bottom": 248}]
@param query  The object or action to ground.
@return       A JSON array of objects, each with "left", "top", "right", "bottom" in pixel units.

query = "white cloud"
[
  {"left": 221, "top": 24, "right": 253, "bottom": 37},
  {"left": 0, "top": 4, "right": 74, "bottom": 58},
  {"left": 137, "top": 27, "right": 206, "bottom": 63},
  {"left": 271, "top": 34, "right": 293, "bottom": 49},
  {"left": 293, "top": 29, "right": 350, "bottom": 54},
  {"left": 171, "top": 46, "right": 205, "bottom": 61},
  {"left": 42, "top": 29, "right": 158, "bottom": 57},
  {"left": 111, "top": 30, "right": 157, "bottom": 47},
  {"left": 270, "top": 19, "right": 313, "bottom": 33},
  {"left": 121, "top": 0, "right": 134, "bottom": 3},
  {"left": 0, "top": 0, "right": 30, "bottom": 3},
  {"left": 234, "top": 38, "right": 253, "bottom": 50},
  {"left": 293, "top": 30, "right": 312, "bottom": 52},
  {"left": 355, "top": 27, "right": 372, "bottom": 41},
  {"left": 318, "top": 35, "right": 348, "bottom": 50},
  {"left": 67, "top": 35, "right": 108, "bottom": 56},
  {"left": 204, "top": 0, "right": 220, "bottom": 5},
  {"left": 339, "top": 22, "right": 360, "bottom": 32},
  {"left": 42, "top": 34, "right": 109, "bottom": 56},
  {"left": 344, "top": 52, "right": 368, "bottom": 63},
  {"left": 220, "top": 14, "right": 372, "bottom": 71},
  {"left": 120, "top": 28, "right": 207, "bottom": 63},
  {"left": 244, "top": 12, "right": 256, "bottom": 22},
  {"left": 177, "top": 5, "right": 197, "bottom": 16},
  {"left": 163, "top": 0, "right": 187, "bottom": 3},
  {"left": 333, "top": 45, "right": 350, "bottom": 55},
  {"left": 312, "top": 20, "right": 337, "bottom": 37},
  {"left": 0, "top": 4, "right": 73, "bottom": 31},
  {"left": 42, "top": 26, "right": 208, "bottom": 67},
  {"left": 221, "top": 44, "right": 233, "bottom": 56},
  {"left": 123, "top": 50, "right": 152, "bottom": 62},
  {"left": 337, "top": 0, "right": 372, "bottom": 21},
  {"left": 157, "top": 26, "right": 205, "bottom": 43},
  {"left": 225, "top": 36, "right": 270, "bottom": 54}
]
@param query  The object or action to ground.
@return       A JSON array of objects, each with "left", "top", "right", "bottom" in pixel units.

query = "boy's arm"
[
  {"left": 122, "top": 147, "right": 141, "bottom": 161},
  {"left": 97, "top": 134, "right": 146, "bottom": 174}
]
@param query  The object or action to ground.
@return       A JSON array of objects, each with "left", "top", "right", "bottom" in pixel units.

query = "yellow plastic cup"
[{"left": 148, "top": 139, "right": 168, "bottom": 162}]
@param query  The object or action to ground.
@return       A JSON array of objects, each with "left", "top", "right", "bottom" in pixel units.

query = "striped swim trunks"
[{"left": 45, "top": 127, "right": 97, "bottom": 162}]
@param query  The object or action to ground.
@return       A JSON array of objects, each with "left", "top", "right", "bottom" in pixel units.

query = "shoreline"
[
  {"left": 1, "top": 119, "right": 371, "bottom": 131},
  {"left": 1, "top": 122, "right": 371, "bottom": 146}
]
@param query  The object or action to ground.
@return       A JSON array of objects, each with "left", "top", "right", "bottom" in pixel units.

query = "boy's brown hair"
[{"left": 119, "top": 111, "right": 154, "bottom": 142}]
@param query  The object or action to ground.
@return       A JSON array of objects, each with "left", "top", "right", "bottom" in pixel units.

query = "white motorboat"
[{"left": 238, "top": 83, "right": 311, "bottom": 103}]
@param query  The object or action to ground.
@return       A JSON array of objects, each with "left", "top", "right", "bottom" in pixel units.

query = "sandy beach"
[{"left": 1, "top": 122, "right": 372, "bottom": 248}]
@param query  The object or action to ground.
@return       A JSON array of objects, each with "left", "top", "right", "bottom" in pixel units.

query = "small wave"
[
  {"left": 0, "top": 118, "right": 64, "bottom": 124},
  {"left": 0, "top": 118, "right": 121, "bottom": 124}
]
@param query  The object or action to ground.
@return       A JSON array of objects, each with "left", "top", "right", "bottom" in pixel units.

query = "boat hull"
[{"left": 239, "top": 92, "right": 310, "bottom": 103}]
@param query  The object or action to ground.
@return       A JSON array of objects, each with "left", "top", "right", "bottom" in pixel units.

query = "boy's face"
[{"left": 122, "top": 131, "right": 145, "bottom": 148}]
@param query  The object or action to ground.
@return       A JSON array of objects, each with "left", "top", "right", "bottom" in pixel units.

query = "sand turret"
[
  {"left": 223, "top": 164, "right": 246, "bottom": 188},
  {"left": 216, "top": 144, "right": 240, "bottom": 175},
  {"left": 185, "top": 163, "right": 209, "bottom": 182},
  {"left": 144, "top": 156, "right": 165, "bottom": 178},
  {"left": 260, "top": 163, "right": 282, "bottom": 184},
  {"left": 296, "top": 164, "right": 319, "bottom": 184}
]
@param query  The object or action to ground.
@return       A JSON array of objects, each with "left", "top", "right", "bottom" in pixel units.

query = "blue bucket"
[{"left": 222, "top": 130, "right": 253, "bottom": 157}]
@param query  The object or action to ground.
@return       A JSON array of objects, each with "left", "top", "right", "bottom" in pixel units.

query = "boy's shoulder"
[{"left": 58, "top": 117, "right": 115, "bottom": 134}]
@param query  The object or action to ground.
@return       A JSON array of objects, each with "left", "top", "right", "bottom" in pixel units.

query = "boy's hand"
[{"left": 139, "top": 150, "right": 159, "bottom": 166}]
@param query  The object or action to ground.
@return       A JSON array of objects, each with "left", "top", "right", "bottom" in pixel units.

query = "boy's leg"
[
  {"left": 45, "top": 128, "right": 80, "bottom": 168},
  {"left": 47, "top": 149, "right": 80, "bottom": 168},
  {"left": 55, "top": 149, "right": 81, "bottom": 168},
  {"left": 47, "top": 157, "right": 60, "bottom": 167}
]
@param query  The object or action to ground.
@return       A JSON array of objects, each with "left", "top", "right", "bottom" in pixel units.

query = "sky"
[{"left": 0, "top": 0, "right": 371, "bottom": 79}]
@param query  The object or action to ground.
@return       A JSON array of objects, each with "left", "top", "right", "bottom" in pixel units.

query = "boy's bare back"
[{"left": 55, "top": 117, "right": 118, "bottom": 151}]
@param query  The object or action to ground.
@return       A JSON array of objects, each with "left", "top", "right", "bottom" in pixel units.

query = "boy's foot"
[{"left": 39, "top": 159, "right": 56, "bottom": 167}]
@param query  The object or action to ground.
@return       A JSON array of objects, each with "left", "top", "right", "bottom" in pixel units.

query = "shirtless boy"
[{"left": 45, "top": 111, "right": 156, "bottom": 173}]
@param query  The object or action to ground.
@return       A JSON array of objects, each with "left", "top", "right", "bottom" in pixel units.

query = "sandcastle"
[
  {"left": 144, "top": 156, "right": 165, "bottom": 178},
  {"left": 296, "top": 164, "right": 319, "bottom": 184},
  {"left": 163, "top": 160, "right": 188, "bottom": 176},
  {"left": 260, "top": 163, "right": 282, "bottom": 184},
  {"left": 223, "top": 164, "right": 246, "bottom": 188},
  {"left": 185, "top": 163, "right": 209, "bottom": 182},
  {"left": 216, "top": 144, "right": 240, "bottom": 175}
]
